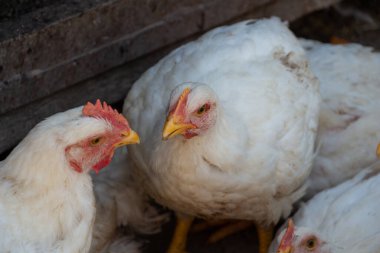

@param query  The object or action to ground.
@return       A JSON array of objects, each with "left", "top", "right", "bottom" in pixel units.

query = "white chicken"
[
  {"left": 90, "top": 148, "right": 169, "bottom": 253},
  {"left": 270, "top": 161, "right": 380, "bottom": 253},
  {"left": 0, "top": 100, "right": 139, "bottom": 253},
  {"left": 123, "top": 17, "right": 320, "bottom": 253},
  {"left": 301, "top": 39, "right": 380, "bottom": 196}
]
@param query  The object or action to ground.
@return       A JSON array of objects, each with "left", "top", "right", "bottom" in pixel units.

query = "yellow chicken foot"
[
  {"left": 201, "top": 220, "right": 273, "bottom": 253},
  {"left": 207, "top": 220, "right": 254, "bottom": 243},
  {"left": 257, "top": 224, "right": 274, "bottom": 253},
  {"left": 167, "top": 215, "right": 194, "bottom": 253}
]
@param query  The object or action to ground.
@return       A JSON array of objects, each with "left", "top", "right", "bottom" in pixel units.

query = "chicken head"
[
  {"left": 276, "top": 220, "right": 330, "bottom": 253},
  {"left": 65, "top": 100, "right": 140, "bottom": 173},
  {"left": 162, "top": 84, "right": 218, "bottom": 140}
]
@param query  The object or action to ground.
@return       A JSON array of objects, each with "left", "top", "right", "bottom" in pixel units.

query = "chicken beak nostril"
[{"left": 117, "top": 130, "right": 140, "bottom": 145}]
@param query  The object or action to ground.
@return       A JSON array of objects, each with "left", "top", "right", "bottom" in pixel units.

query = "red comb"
[
  {"left": 170, "top": 87, "right": 190, "bottom": 116},
  {"left": 277, "top": 219, "right": 295, "bottom": 253},
  {"left": 82, "top": 99, "right": 130, "bottom": 130}
]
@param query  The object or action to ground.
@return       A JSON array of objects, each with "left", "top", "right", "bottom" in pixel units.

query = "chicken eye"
[
  {"left": 196, "top": 104, "right": 209, "bottom": 116},
  {"left": 90, "top": 137, "right": 103, "bottom": 146},
  {"left": 305, "top": 238, "right": 317, "bottom": 251}
]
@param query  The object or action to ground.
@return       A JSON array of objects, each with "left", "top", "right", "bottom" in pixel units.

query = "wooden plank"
[
  {"left": 0, "top": 0, "right": 272, "bottom": 115},
  {"left": 0, "top": 0, "right": 107, "bottom": 39},
  {"left": 0, "top": 42, "right": 176, "bottom": 153},
  {"left": 0, "top": 0, "right": 340, "bottom": 154}
]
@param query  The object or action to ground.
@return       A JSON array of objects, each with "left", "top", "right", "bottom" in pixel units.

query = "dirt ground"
[{"left": 142, "top": 0, "right": 380, "bottom": 252}]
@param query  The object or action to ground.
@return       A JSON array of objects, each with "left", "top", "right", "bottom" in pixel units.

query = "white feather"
[
  {"left": 301, "top": 39, "right": 380, "bottom": 196},
  {"left": 0, "top": 107, "right": 108, "bottom": 253},
  {"left": 90, "top": 148, "right": 169, "bottom": 253},
  {"left": 270, "top": 161, "right": 380, "bottom": 253}
]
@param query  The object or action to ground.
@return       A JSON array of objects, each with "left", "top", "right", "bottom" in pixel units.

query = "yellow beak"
[
  {"left": 115, "top": 130, "right": 140, "bottom": 147},
  {"left": 377, "top": 144, "right": 380, "bottom": 157},
  {"left": 162, "top": 116, "right": 195, "bottom": 140}
]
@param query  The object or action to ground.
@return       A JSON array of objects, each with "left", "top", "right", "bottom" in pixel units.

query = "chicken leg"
[
  {"left": 167, "top": 215, "right": 194, "bottom": 253},
  {"left": 193, "top": 219, "right": 273, "bottom": 253},
  {"left": 207, "top": 220, "right": 254, "bottom": 243},
  {"left": 257, "top": 224, "right": 273, "bottom": 253},
  {"left": 210, "top": 222, "right": 273, "bottom": 253}
]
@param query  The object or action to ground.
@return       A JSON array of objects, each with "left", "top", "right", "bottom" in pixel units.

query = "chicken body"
[
  {"left": 0, "top": 102, "right": 138, "bottom": 253},
  {"left": 124, "top": 18, "right": 319, "bottom": 226},
  {"left": 270, "top": 162, "right": 380, "bottom": 253},
  {"left": 302, "top": 39, "right": 380, "bottom": 196}
]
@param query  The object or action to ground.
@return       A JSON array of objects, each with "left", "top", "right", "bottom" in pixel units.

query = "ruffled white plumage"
[
  {"left": 301, "top": 39, "right": 380, "bottom": 196},
  {"left": 124, "top": 17, "right": 319, "bottom": 225},
  {"left": 270, "top": 161, "right": 380, "bottom": 253},
  {"left": 90, "top": 148, "right": 168, "bottom": 253}
]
